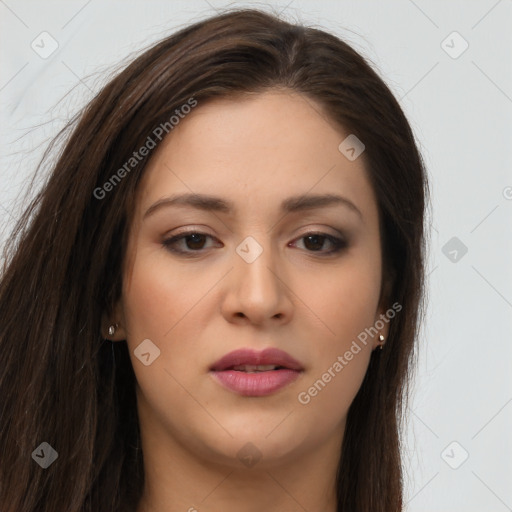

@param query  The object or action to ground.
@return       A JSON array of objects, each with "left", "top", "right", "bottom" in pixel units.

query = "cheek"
[
  {"left": 292, "top": 252, "right": 380, "bottom": 415},
  {"left": 120, "top": 251, "right": 209, "bottom": 417},
  {"left": 295, "top": 252, "right": 382, "bottom": 342},
  {"left": 121, "top": 247, "right": 214, "bottom": 387},
  {"left": 296, "top": 345, "right": 371, "bottom": 434},
  {"left": 294, "top": 279, "right": 376, "bottom": 430},
  {"left": 122, "top": 247, "right": 200, "bottom": 341},
  {"left": 123, "top": 265, "right": 174, "bottom": 341}
]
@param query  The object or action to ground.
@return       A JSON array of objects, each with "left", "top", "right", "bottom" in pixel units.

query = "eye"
[
  {"left": 162, "top": 231, "right": 220, "bottom": 256},
  {"left": 290, "top": 232, "right": 348, "bottom": 255},
  {"left": 162, "top": 230, "right": 348, "bottom": 257}
]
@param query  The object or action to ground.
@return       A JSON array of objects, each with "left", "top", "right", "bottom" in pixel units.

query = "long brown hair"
[{"left": 0, "top": 8, "right": 429, "bottom": 511}]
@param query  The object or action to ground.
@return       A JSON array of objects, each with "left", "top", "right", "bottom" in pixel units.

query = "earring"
[
  {"left": 379, "top": 334, "right": 385, "bottom": 350},
  {"left": 108, "top": 323, "right": 118, "bottom": 336}
]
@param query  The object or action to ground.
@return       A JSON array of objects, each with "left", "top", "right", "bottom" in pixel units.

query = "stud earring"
[
  {"left": 379, "top": 334, "right": 385, "bottom": 350},
  {"left": 108, "top": 323, "right": 118, "bottom": 336}
]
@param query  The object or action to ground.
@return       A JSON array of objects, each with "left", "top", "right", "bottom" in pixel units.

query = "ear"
[
  {"left": 372, "top": 272, "right": 395, "bottom": 350},
  {"left": 370, "top": 304, "right": 391, "bottom": 352},
  {"left": 100, "top": 301, "right": 127, "bottom": 341}
]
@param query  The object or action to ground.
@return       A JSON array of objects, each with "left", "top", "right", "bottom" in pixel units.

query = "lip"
[
  {"left": 209, "top": 348, "right": 304, "bottom": 397},
  {"left": 210, "top": 348, "right": 303, "bottom": 372}
]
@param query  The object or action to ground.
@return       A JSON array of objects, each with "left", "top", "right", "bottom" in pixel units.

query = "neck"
[{"left": 135, "top": 423, "right": 342, "bottom": 512}]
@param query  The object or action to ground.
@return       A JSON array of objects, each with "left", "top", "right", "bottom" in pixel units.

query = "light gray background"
[{"left": 1, "top": 1, "right": 511, "bottom": 510}]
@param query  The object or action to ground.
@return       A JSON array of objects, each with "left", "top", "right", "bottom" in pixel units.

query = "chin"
[{"left": 191, "top": 416, "right": 312, "bottom": 469}]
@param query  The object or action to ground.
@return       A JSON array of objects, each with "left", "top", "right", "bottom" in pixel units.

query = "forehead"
[{"left": 135, "top": 90, "right": 378, "bottom": 223}]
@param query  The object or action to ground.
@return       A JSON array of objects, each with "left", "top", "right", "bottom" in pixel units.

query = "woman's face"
[{"left": 114, "top": 90, "right": 389, "bottom": 469}]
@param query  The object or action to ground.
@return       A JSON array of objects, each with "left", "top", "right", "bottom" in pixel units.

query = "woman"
[{"left": 0, "top": 8, "right": 429, "bottom": 512}]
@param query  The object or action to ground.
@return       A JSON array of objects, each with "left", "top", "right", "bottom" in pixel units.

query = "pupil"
[
  {"left": 304, "top": 235, "right": 324, "bottom": 251},
  {"left": 187, "top": 234, "right": 205, "bottom": 249}
]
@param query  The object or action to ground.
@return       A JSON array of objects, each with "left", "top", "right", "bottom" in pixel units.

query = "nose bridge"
[
  {"left": 235, "top": 233, "right": 279, "bottom": 294},
  {"left": 229, "top": 232, "right": 288, "bottom": 321}
]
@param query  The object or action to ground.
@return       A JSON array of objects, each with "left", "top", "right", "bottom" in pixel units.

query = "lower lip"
[{"left": 211, "top": 369, "right": 302, "bottom": 397}]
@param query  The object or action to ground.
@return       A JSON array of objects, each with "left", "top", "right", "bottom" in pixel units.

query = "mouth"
[
  {"left": 229, "top": 364, "right": 287, "bottom": 372},
  {"left": 209, "top": 348, "right": 304, "bottom": 397}
]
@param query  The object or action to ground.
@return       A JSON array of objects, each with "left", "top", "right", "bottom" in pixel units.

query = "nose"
[{"left": 220, "top": 239, "right": 294, "bottom": 326}]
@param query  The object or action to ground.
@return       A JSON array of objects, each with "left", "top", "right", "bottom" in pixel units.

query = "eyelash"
[{"left": 162, "top": 230, "right": 348, "bottom": 257}]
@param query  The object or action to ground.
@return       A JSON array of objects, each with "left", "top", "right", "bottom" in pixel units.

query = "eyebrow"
[{"left": 143, "top": 192, "right": 363, "bottom": 220}]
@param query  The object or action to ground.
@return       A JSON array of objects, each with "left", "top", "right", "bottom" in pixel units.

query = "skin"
[{"left": 103, "top": 89, "right": 390, "bottom": 512}]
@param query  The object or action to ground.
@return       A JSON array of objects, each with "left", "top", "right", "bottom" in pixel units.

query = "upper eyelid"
[{"left": 165, "top": 228, "right": 345, "bottom": 241}]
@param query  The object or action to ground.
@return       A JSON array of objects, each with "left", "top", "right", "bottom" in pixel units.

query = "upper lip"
[{"left": 210, "top": 348, "right": 304, "bottom": 371}]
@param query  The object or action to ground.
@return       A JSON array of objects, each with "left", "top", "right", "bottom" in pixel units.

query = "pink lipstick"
[{"left": 209, "top": 348, "right": 303, "bottom": 397}]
